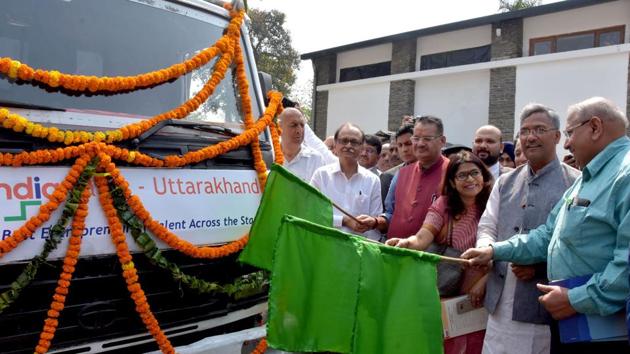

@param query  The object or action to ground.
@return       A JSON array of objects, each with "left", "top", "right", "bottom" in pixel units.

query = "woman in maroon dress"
[{"left": 387, "top": 151, "right": 493, "bottom": 354}]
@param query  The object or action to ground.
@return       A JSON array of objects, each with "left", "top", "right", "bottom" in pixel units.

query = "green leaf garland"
[
  {"left": 108, "top": 183, "right": 267, "bottom": 299},
  {"left": 0, "top": 159, "right": 97, "bottom": 313}
]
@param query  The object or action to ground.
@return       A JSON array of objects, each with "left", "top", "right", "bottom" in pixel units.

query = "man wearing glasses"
[
  {"left": 476, "top": 103, "right": 580, "bottom": 354},
  {"left": 310, "top": 123, "right": 382, "bottom": 241},
  {"left": 358, "top": 134, "right": 382, "bottom": 176},
  {"left": 359, "top": 116, "right": 449, "bottom": 239},
  {"left": 464, "top": 97, "right": 630, "bottom": 352}
]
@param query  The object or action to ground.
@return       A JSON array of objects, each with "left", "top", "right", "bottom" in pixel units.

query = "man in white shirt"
[
  {"left": 310, "top": 123, "right": 382, "bottom": 241},
  {"left": 473, "top": 125, "right": 512, "bottom": 180},
  {"left": 279, "top": 108, "right": 325, "bottom": 182}
]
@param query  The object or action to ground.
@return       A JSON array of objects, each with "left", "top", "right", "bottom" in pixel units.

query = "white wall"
[
  {"left": 523, "top": 0, "right": 630, "bottom": 55},
  {"left": 336, "top": 43, "right": 392, "bottom": 82},
  {"left": 414, "top": 70, "right": 490, "bottom": 146},
  {"left": 515, "top": 52, "right": 629, "bottom": 158},
  {"left": 326, "top": 82, "right": 390, "bottom": 136},
  {"left": 416, "top": 25, "right": 491, "bottom": 69}
]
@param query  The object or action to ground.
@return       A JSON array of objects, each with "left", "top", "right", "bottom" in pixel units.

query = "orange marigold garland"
[
  {"left": 233, "top": 39, "right": 268, "bottom": 186},
  {"left": 0, "top": 6, "right": 290, "bottom": 352},
  {"left": 0, "top": 88, "right": 283, "bottom": 168},
  {"left": 162, "top": 90, "right": 283, "bottom": 168},
  {"left": 269, "top": 121, "right": 284, "bottom": 165},
  {"left": 0, "top": 153, "right": 91, "bottom": 257},
  {"left": 0, "top": 11, "right": 245, "bottom": 94},
  {"left": 0, "top": 42, "right": 235, "bottom": 146},
  {"left": 35, "top": 184, "right": 91, "bottom": 354},
  {"left": 95, "top": 175, "right": 175, "bottom": 354},
  {"left": 251, "top": 337, "right": 268, "bottom": 354},
  {"left": 97, "top": 152, "right": 249, "bottom": 259}
]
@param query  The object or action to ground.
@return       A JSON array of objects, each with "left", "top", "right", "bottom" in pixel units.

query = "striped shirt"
[{"left": 423, "top": 196, "right": 479, "bottom": 252}]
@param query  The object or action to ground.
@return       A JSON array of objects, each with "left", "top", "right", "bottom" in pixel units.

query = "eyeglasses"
[
  {"left": 411, "top": 135, "right": 441, "bottom": 143},
  {"left": 363, "top": 147, "right": 378, "bottom": 154},
  {"left": 454, "top": 169, "right": 482, "bottom": 181},
  {"left": 519, "top": 127, "right": 557, "bottom": 137},
  {"left": 336, "top": 138, "right": 362, "bottom": 147},
  {"left": 563, "top": 119, "right": 591, "bottom": 139}
]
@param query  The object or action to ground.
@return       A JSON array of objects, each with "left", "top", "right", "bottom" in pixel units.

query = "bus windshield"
[{"left": 0, "top": 0, "right": 257, "bottom": 129}]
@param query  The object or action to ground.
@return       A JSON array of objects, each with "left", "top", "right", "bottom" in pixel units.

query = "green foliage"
[
  {"left": 498, "top": 0, "right": 542, "bottom": 11},
  {"left": 0, "top": 159, "right": 97, "bottom": 313},
  {"left": 248, "top": 8, "right": 301, "bottom": 96},
  {"left": 109, "top": 185, "right": 267, "bottom": 299}
]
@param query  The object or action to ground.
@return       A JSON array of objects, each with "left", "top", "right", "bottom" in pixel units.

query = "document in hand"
[
  {"left": 550, "top": 275, "right": 628, "bottom": 343},
  {"left": 441, "top": 295, "right": 488, "bottom": 338}
]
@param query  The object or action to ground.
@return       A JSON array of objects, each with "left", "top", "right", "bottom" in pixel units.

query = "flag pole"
[
  {"left": 371, "top": 237, "right": 470, "bottom": 265},
  {"left": 433, "top": 254, "right": 470, "bottom": 265},
  {"left": 332, "top": 203, "right": 469, "bottom": 265},
  {"left": 331, "top": 201, "right": 365, "bottom": 225}
]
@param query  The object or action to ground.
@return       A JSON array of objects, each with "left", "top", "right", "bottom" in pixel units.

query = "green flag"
[
  {"left": 239, "top": 164, "right": 333, "bottom": 271},
  {"left": 268, "top": 215, "right": 443, "bottom": 354},
  {"left": 354, "top": 241, "right": 443, "bottom": 354}
]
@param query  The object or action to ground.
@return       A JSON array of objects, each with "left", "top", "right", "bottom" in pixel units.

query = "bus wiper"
[
  {"left": 189, "top": 123, "right": 236, "bottom": 136},
  {"left": 132, "top": 119, "right": 235, "bottom": 146},
  {"left": 0, "top": 100, "right": 66, "bottom": 112}
]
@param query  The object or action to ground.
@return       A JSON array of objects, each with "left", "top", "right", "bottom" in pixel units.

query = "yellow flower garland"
[{"left": 0, "top": 5, "right": 286, "bottom": 353}]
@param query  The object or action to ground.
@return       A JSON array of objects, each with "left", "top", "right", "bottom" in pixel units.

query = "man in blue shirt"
[{"left": 463, "top": 97, "right": 630, "bottom": 352}]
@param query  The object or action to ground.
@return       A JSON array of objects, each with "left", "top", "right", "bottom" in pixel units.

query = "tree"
[
  {"left": 498, "top": 0, "right": 542, "bottom": 12},
  {"left": 248, "top": 8, "right": 301, "bottom": 97},
  {"left": 291, "top": 78, "right": 313, "bottom": 120}
]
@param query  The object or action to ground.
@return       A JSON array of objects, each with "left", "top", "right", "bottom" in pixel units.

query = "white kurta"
[
  {"left": 478, "top": 177, "right": 551, "bottom": 354},
  {"left": 481, "top": 267, "right": 551, "bottom": 354}
]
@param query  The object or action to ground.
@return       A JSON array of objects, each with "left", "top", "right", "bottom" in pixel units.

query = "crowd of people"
[{"left": 276, "top": 96, "right": 630, "bottom": 354}]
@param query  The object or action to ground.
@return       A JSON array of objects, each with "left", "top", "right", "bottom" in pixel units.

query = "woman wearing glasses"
[{"left": 387, "top": 151, "right": 493, "bottom": 354}]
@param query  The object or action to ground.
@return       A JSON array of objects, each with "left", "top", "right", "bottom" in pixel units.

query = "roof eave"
[{"left": 300, "top": 0, "right": 617, "bottom": 60}]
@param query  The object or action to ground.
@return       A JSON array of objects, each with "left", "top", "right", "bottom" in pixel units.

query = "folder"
[
  {"left": 550, "top": 275, "right": 628, "bottom": 343},
  {"left": 440, "top": 295, "right": 488, "bottom": 339}
]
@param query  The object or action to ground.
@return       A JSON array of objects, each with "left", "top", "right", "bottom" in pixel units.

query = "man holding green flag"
[
  {"left": 240, "top": 165, "right": 444, "bottom": 353},
  {"left": 239, "top": 163, "right": 333, "bottom": 271}
]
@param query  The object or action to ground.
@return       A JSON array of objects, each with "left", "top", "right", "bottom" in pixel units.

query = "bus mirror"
[{"left": 258, "top": 71, "right": 272, "bottom": 105}]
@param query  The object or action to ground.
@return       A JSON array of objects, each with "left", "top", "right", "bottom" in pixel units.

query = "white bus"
[{"left": 0, "top": 0, "right": 273, "bottom": 352}]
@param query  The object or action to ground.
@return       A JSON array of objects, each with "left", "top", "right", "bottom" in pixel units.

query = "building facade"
[{"left": 302, "top": 0, "right": 630, "bottom": 154}]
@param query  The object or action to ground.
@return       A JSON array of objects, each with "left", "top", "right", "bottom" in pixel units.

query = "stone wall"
[
  {"left": 489, "top": 18, "right": 523, "bottom": 140},
  {"left": 388, "top": 38, "right": 417, "bottom": 130},
  {"left": 388, "top": 80, "right": 415, "bottom": 131},
  {"left": 489, "top": 67, "right": 517, "bottom": 139},
  {"left": 491, "top": 18, "right": 522, "bottom": 60},
  {"left": 311, "top": 54, "right": 336, "bottom": 138}
]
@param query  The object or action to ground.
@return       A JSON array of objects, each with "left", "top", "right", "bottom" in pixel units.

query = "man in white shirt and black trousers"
[{"left": 310, "top": 123, "right": 382, "bottom": 241}]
